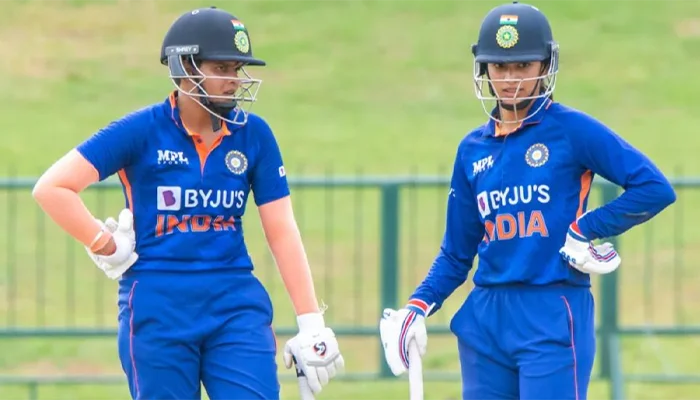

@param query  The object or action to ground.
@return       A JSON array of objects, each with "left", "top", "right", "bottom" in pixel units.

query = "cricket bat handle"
[
  {"left": 408, "top": 341, "right": 424, "bottom": 400},
  {"left": 293, "top": 356, "right": 316, "bottom": 400}
]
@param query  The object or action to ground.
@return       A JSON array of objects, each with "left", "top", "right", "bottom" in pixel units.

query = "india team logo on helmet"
[
  {"left": 225, "top": 150, "right": 249, "bottom": 175},
  {"left": 525, "top": 143, "right": 549, "bottom": 167},
  {"left": 496, "top": 25, "right": 519, "bottom": 49},
  {"left": 234, "top": 30, "right": 250, "bottom": 54}
]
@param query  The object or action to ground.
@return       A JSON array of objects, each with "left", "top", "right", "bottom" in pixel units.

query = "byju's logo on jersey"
[
  {"left": 478, "top": 184, "right": 552, "bottom": 243},
  {"left": 156, "top": 186, "right": 246, "bottom": 211},
  {"left": 476, "top": 184, "right": 550, "bottom": 218},
  {"left": 157, "top": 150, "right": 189, "bottom": 165},
  {"left": 472, "top": 155, "right": 494, "bottom": 176},
  {"left": 155, "top": 186, "right": 245, "bottom": 238},
  {"left": 476, "top": 191, "right": 491, "bottom": 218},
  {"left": 157, "top": 186, "right": 182, "bottom": 211}
]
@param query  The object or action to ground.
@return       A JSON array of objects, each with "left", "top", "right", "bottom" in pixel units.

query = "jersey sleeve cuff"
[
  {"left": 254, "top": 190, "right": 291, "bottom": 207},
  {"left": 75, "top": 146, "right": 106, "bottom": 181},
  {"left": 568, "top": 220, "right": 588, "bottom": 241},
  {"left": 406, "top": 298, "right": 430, "bottom": 316},
  {"left": 573, "top": 215, "right": 599, "bottom": 241}
]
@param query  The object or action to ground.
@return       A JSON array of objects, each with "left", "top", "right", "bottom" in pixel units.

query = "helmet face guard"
[
  {"left": 164, "top": 45, "right": 262, "bottom": 126},
  {"left": 472, "top": 43, "right": 559, "bottom": 125}
]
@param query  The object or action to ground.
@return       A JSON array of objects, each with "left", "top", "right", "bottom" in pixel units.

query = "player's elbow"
[
  {"left": 642, "top": 180, "right": 677, "bottom": 217},
  {"left": 656, "top": 182, "right": 677, "bottom": 210},
  {"left": 648, "top": 179, "right": 676, "bottom": 210},
  {"left": 32, "top": 178, "right": 51, "bottom": 205}
]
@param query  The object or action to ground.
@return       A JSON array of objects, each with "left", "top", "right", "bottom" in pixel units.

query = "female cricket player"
[
  {"left": 380, "top": 2, "right": 676, "bottom": 399},
  {"left": 32, "top": 7, "right": 344, "bottom": 400}
]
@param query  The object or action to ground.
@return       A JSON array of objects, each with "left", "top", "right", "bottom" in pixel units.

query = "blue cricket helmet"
[
  {"left": 160, "top": 7, "right": 265, "bottom": 127},
  {"left": 160, "top": 7, "right": 266, "bottom": 68},
  {"left": 471, "top": 2, "right": 559, "bottom": 122}
]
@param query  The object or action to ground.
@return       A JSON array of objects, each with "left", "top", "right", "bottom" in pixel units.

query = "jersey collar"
[
  {"left": 165, "top": 91, "right": 232, "bottom": 137},
  {"left": 483, "top": 96, "right": 553, "bottom": 137}
]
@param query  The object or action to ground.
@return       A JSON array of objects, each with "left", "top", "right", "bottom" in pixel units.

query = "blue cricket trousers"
[
  {"left": 450, "top": 284, "right": 595, "bottom": 400},
  {"left": 116, "top": 268, "right": 279, "bottom": 400}
]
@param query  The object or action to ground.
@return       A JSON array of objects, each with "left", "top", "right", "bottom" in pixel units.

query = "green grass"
[{"left": 1, "top": 0, "right": 700, "bottom": 399}]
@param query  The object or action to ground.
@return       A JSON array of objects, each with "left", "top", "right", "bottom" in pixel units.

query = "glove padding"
[
  {"left": 283, "top": 313, "right": 344, "bottom": 394},
  {"left": 379, "top": 302, "right": 428, "bottom": 376},
  {"left": 559, "top": 223, "right": 621, "bottom": 275},
  {"left": 86, "top": 208, "right": 138, "bottom": 280}
]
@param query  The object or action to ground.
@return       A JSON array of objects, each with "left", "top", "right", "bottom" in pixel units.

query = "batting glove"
[
  {"left": 559, "top": 221, "right": 621, "bottom": 275},
  {"left": 283, "top": 312, "right": 345, "bottom": 395},
  {"left": 379, "top": 299, "right": 431, "bottom": 376},
  {"left": 85, "top": 208, "right": 138, "bottom": 280}
]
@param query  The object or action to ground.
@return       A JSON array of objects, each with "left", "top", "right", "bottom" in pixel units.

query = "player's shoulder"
[
  {"left": 546, "top": 102, "right": 615, "bottom": 137},
  {"left": 457, "top": 122, "right": 491, "bottom": 153},
  {"left": 241, "top": 112, "right": 273, "bottom": 133},
  {"left": 237, "top": 112, "right": 278, "bottom": 145},
  {"left": 104, "top": 100, "right": 168, "bottom": 133}
]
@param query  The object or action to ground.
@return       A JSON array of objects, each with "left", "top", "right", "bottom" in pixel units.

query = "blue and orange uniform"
[
  {"left": 407, "top": 95, "right": 676, "bottom": 399},
  {"left": 76, "top": 92, "right": 289, "bottom": 399}
]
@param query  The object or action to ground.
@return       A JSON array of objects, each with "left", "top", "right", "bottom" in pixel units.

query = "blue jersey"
[
  {"left": 76, "top": 92, "right": 290, "bottom": 272},
  {"left": 411, "top": 97, "right": 676, "bottom": 314}
]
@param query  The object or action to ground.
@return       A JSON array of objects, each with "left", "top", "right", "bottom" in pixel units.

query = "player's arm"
[
  {"left": 249, "top": 118, "right": 318, "bottom": 315},
  {"left": 32, "top": 151, "right": 111, "bottom": 253},
  {"left": 407, "top": 142, "right": 484, "bottom": 317},
  {"left": 33, "top": 113, "right": 145, "bottom": 257},
  {"left": 258, "top": 197, "right": 319, "bottom": 315},
  {"left": 380, "top": 139, "right": 483, "bottom": 376},
  {"left": 567, "top": 115, "right": 676, "bottom": 240},
  {"left": 251, "top": 117, "right": 343, "bottom": 393}
]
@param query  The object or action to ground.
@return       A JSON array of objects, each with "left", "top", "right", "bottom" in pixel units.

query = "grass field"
[{"left": 1, "top": 0, "right": 700, "bottom": 399}]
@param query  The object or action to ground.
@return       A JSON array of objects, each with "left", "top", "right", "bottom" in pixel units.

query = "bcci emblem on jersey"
[
  {"left": 225, "top": 150, "right": 248, "bottom": 175},
  {"left": 525, "top": 143, "right": 549, "bottom": 168}
]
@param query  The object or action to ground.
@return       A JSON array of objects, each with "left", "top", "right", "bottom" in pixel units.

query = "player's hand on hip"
[
  {"left": 559, "top": 221, "right": 621, "bottom": 275},
  {"left": 379, "top": 299, "right": 430, "bottom": 376},
  {"left": 283, "top": 312, "right": 344, "bottom": 394},
  {"left": 86, "top": 208, "right": 138, "bottom": 280}
]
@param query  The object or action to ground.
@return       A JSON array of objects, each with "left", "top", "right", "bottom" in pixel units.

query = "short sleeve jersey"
[{"left": 76, "top": 92, "right": 290, "bottom": 272}]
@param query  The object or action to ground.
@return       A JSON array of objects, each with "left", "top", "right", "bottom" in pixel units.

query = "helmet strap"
[{"left": 192, "top": 79, "right": 238, "bottom": 132}]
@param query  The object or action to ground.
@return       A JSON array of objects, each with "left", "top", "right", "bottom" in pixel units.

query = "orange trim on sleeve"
[
  {"left": 117, "top": 169, "right": 133, "bottom": 211},
  {"left": 577, "top": 170, "right": 593, "bottom": 218}
]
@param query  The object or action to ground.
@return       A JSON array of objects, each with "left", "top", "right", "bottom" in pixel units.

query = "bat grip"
[
  {"left": 408, "top": 341, "right": 424, "bottom": 400},
  {"left": 294, "top": 356, "right": 316, "bottom": 400}
]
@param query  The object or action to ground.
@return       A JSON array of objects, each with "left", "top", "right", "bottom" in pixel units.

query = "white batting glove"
[
  {"left": 86, "top": 208, "right": 138, "bottom": 280},
  {"left": 559, "top": 221, "right": 621, "bottom": 275},
  {"left": 283, "top": 312, "right": 345, "bottom": 394},
  {"left": 379, "top": 299, "right": 431, "bottom": 376}
]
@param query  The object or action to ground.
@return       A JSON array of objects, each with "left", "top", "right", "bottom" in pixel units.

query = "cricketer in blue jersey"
[
  {"left": 32, "top": 7, "right": 344, "bottom": 400},
  {"left": 380, "top": 2, "right": 676, "bottom": 399}
]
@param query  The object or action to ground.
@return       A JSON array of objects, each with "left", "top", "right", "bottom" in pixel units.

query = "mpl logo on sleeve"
[
  {"left": 157, "top": 150, "right": 189, "bottom": 165},
  {"left": 472, "top": 155, "right": 494, "bottom": 176}
]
